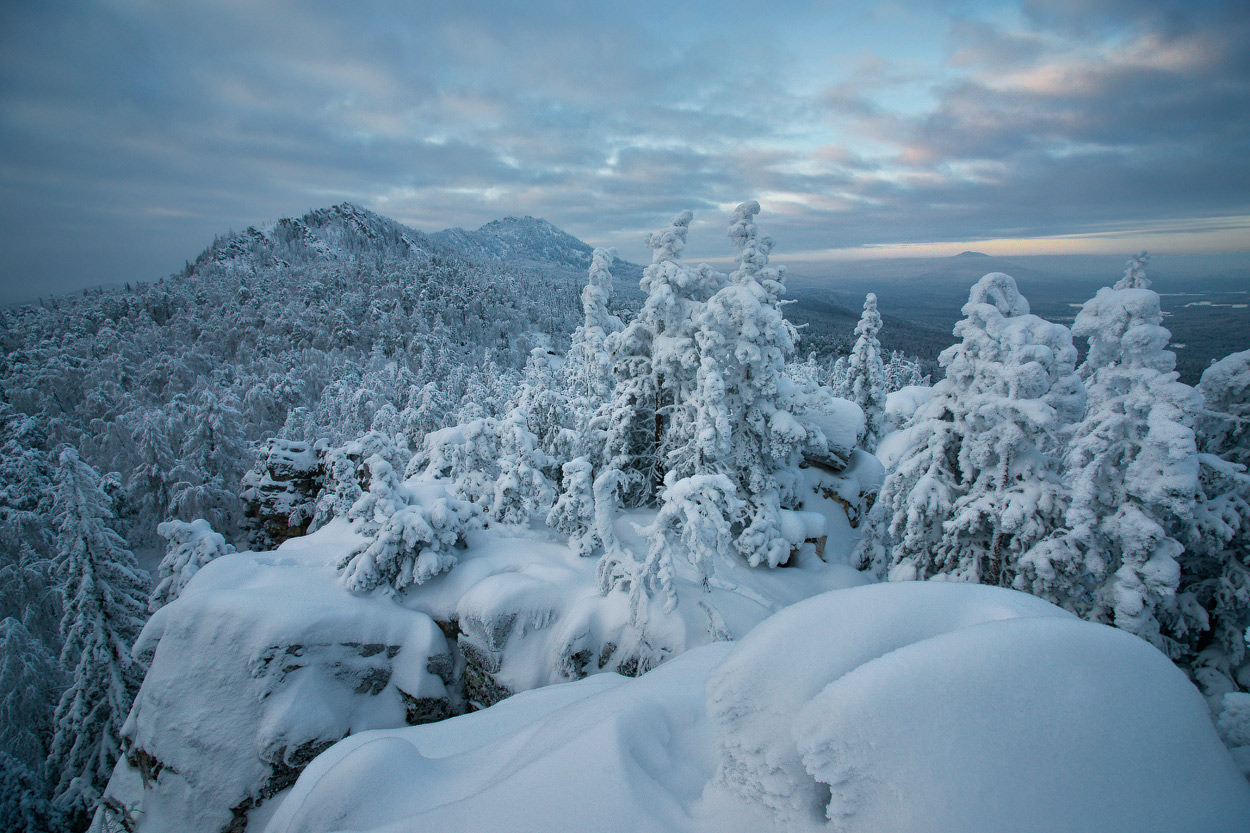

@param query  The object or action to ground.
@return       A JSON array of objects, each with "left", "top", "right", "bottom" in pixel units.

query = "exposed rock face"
[{"left": 241, "top": 439, "right": 324, "bottom": 548}]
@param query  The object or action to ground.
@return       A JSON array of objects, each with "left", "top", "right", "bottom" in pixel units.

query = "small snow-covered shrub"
[
  {"left": 150, "top": 518, "right": 235, "bottom": 611},
  {"left": 339, "top": 498, "right": 478, "bottom": 593}
]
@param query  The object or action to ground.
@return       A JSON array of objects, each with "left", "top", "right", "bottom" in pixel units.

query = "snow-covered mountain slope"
[
  {"left": 199, "top": 203, "right": 645, "bottom": 290},
  {"left": 431, "top": 216, "right": 595, "bottom": 270},
  {"left": 264, "top": 583, "right": 1250, "bottom": 833}
]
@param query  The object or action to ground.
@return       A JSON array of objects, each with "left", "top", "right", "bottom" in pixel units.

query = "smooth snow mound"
[{"left": 263, "top": 583, "right": 1250, "bottom": 833}]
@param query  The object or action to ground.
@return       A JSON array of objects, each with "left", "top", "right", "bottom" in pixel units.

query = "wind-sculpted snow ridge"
[{"left": 263, "top": 583, "right": 1250, "bottom": 833}]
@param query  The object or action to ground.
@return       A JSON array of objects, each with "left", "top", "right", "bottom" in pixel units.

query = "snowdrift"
[{"left": 264, "top": 582, "right": 1250, "bottom": 833}]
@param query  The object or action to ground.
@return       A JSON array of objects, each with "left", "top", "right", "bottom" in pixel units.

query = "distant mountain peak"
[
  {"left": 954, "top": 250, "right": 991, "bottom": 258},
  {"left": 431, "top": 214, "right": 593, "bottom": 270}
]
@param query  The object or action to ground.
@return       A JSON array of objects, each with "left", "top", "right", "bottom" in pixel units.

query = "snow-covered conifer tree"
[
  {"left": 169, "top": 386, "right": 247, "bottom": 537},
  {"left": 692, "top": 201, "right": 804, "bottom": 568},
  {"left": 599, "top": 211, "right": 716, "bottom": 506},
  {"left": 46, "top": 448, "right": 148, "bottom": 829},
  {"left": 597, "top": 320, "right": 658, "bottom": 509},
  {"left": 634, "top": 474, "right": 744, "bottom": 624},
  {"left": 149, "top": 518, "right": 236, "bottom": 612},
  {"left": 0, "top": 616, "right": 61, "bottom": 780},
  {"left": 1019, "top": 258, "right": 1199, "bottom": 652},
  {"left": 1181, "top": 349, "right": 1250, "bottom": 689},
  {"left": 337, "top": 456, "right": 479, "bottom": 593},
  {"left": 491, "top": 406, "right": 555, "bottom": 524},
  {"left": 861, "top": 274, "right": 1082, "bottom": 590},
  {"left": 0, "top": 750, "right": 62, "bottom": 833},
  {"left": 563, "top": 247, "right": 623, "bottom": 437},
  {"left": 547, "top": 457, "right": 598, "bottom": 557},
  {"left": 847, "top": 293, "right": 886, "bottom": 451}
]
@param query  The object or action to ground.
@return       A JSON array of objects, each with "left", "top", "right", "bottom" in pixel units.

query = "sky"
[{"left": 1, "top": 0, "right": 1248, "bottom": 304}]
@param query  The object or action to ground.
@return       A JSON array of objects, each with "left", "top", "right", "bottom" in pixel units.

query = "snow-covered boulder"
[
  {"left": 96, "top": 524, "right": 456, "bottom": 833},
  {"left": 795, "top": 392, "right": 864, "bottom": 472},
  {"left": 260, "top": 583, "right": 1250, "bottom": 833},
  {"left": 707, "top": 582, "right": 1250, "bottom": 832}
]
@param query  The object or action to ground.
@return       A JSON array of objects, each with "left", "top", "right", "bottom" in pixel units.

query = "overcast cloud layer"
[{"left": 1, "top": 0, "right": 1247, "bottom": 304}]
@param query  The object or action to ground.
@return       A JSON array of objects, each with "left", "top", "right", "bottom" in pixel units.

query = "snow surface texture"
[{"left": 264, "top": 583, "right": 1250, "bottom": 833}]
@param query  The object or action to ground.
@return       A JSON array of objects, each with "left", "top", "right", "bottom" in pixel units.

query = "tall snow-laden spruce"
[
  {"left": 563, "top": 247, "right": 623, "bottom": 445},
  {"left": 596, "top": 212, "right": 699, "bottom": 512},
  {"left": 694, "top": 201, "right": 804, "bottom": 568},
  {"left": 1019, "top": 254, "right": 1199, "bottom": 654},
  {"left": 46, "top": 448, "right": 148, "bottom": 830},
  {"left": 859, "top": 273, "right": 1082, "bottom": 589},
  {"left": 847, "top": 293, "right": 886, "bottom": 451},
  {"left": 1184, "top": 349, "right": 1250, "bottom": 691}
]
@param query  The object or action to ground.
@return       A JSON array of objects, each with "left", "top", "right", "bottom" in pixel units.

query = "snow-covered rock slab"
[
  {"left": 262, "top": 583, "right": 1250, "bottom": 833},
  {"left": 98, "top": 522, "right": 455, "bottom": 833}
]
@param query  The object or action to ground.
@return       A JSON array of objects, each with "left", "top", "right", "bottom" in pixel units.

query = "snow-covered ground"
[
  {"left": 96, "top": 463, "right": 874, "bottom": 831},
  {"left": 264, "top": 583, "right": 1250, "bottom": 833}
]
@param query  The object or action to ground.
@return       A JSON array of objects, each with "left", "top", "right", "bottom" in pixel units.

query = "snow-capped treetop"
[
  {"left": 1198, "top": 349, "right": 1250, "bottom": 466},
  {"left": 644, "top": 210, "right": 694, "bottom": 265},
  {"left": 583, "top": 247, "right": 623, "bottom": 336},
  {"left": 727, "top": 200, "right": 785, "bottom": 302},
  {"left": 150, "top": 518, "right": 236, "bottom": 612},
  {"left": 1115, "top": 251, "right": 1151, "bottom": 290}
]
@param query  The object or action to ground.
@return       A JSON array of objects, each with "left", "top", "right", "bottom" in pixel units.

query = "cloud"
[{"left": 0, "top": 1, "right": 1246, "bottom": 304}]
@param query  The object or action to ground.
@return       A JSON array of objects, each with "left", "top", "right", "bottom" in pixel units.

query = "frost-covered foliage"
[
  {"left": 1184, "top": 350, "right": 1250, "bottom": 691},
  {"left": 338, "top": 464, "right": 480, "bottom": 593},
  {"left": 686, "top": 202, "right": 806, "bottom": 569},
  {"left": 311, "top": 431, "right": 407, "bottom": 530},
  {"left": 1198, "top": 349, "right": 1250, "bottom": 469},
  {"left": 546, "top": 456, "right": 598, "bottom": 557},
  {"left": 846, "top": 293, "right": 886, "bottom": 451},
  {"left": 168, "top": 386, "right": 248, "bottom": 537},
  {"left": 0, "top": 617, "right": 62, "bottom": 779},
  {"left": 636, "top": 474, "right": 745, "bottom": 622},
  {"left": 0, "top": 750, "right": 63, "bottom": 833},
  {"left": 149, "top": 519, "right": 235, "bottom": 612},
  {"left": 491, "top": 406, "right": 556, "bottom": 524},
  {"left": 563, "top": 247, "right": 623, "bottom": 437},
  {"left": 47, "top": 448, "right": 148, "bottom": 829},
  {"left": 859, "top": 273, "right": 1082, "bottom": 590},
  {"left": 1019, "top": 265, "right": 1198, "bottom": 654}
]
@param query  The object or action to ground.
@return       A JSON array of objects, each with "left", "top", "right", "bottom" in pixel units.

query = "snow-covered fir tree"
[
  {"left": 691, "top": 201, "right": 805, "bottom": 569},
  {"left": 1183, "top": 349, "right": 1250, "bottom": 693},
  {"left": 562, "top": 247, "right": 623, "bottom": 442},
  {"left": 149, "top": 518, "right": 236, "bottom": 612},
  {"left": 547, "top": 456, "right": 598, "bottom": 557},
  {"left": 491, "top": 405, "right": 556, "bottom": 524},
  {"left": 46, "top": 448, "right": 149, "bottom": 830},
  {"left": 168, "top": 385, "right": 248, "bottom": 538},
  {"left": 846, "top": 293, "right": 886, "bottom": 451},
  {"left": 859, "top": 273, "right": 1082, "bottom": 589},
  {"left": 337, "top": 456, "right": 479, "bottom": 593},
  {"left": 1018, "top": 258, "right": 1198, "bottom": 653},
  {"left": 0, "top": 616, "right": 62, "bottom": 788}
]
